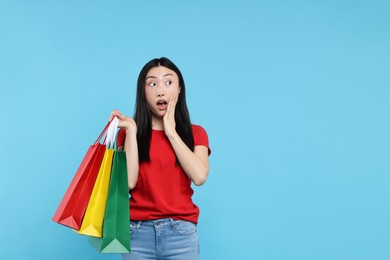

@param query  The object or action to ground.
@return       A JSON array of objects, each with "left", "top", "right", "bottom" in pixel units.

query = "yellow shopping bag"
[{"left": 77, "top": 148, "right": 115, "bottom": 237}]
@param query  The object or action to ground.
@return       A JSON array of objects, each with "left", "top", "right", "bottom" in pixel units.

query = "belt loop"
[{"left": 136, "top": 220, "right": 141, "bottom": 229}]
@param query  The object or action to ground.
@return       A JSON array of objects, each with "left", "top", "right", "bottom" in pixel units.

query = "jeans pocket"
[
  {"left": 130, "top": 221, "right": 140, "bottom": 235},
  {"left": 172, "top": 220, "right": 197, "bottom": 235}
]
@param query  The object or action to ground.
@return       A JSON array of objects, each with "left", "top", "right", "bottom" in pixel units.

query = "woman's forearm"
[
  {"left": 123, "top": 129, "right": 139, "bottom": 190},
  {"left": 167, "top": 132, "right": 209, "bottom": 186}
]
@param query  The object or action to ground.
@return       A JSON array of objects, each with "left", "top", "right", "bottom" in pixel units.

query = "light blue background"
[{"left": 1, "top": 1, "right": 389, "bottom": 259}]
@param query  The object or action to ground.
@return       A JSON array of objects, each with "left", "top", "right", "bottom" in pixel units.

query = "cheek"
[
  {"left": 169, "top": 85, "right": 181, "bottom": 96},
  {"left": 144, "top": 93, "right": 155, "bottom": 109},
  {"left": 144, "top": 88, "right": 154, "bottom": 100}
]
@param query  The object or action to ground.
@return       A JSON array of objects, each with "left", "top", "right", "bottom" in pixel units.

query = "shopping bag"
[
  {"left": 77, "top": 116, "right": 120, "bottom": 237},
  {"left": 52, "top": 120, "right": 112, "bottom": 230},
  {"left": 77, "top": 148, "right": 114, "bottom": 237},
  {"left": 89, "top": 150, "right": 131, "bottom": 253}
]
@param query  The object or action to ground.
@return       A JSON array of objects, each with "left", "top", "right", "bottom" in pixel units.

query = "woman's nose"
[{"left": 156, "top": 85, "right": 165, "bottom": 97}]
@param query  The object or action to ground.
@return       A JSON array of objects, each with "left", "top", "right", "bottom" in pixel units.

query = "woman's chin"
[{"left": 152, "top": 110, "right": 166, "bottom": 118}]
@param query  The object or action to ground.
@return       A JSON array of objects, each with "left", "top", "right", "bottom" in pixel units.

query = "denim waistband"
[{"left": 131, "top": 218, "right": 175, "bottom": 228}]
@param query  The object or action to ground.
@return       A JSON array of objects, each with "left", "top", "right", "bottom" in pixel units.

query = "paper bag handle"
[{"left": 94, "top": 119, "right": 113, "bottom": 145}]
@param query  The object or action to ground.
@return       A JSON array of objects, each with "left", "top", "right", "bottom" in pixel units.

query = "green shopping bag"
[{"left": 89, "top": 150, "right": 130, "bottom": 253}]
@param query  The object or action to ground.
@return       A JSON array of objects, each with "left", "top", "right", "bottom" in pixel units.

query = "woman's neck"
[{"left": 151, "top": 117, "right": 164, "bottom": 130}]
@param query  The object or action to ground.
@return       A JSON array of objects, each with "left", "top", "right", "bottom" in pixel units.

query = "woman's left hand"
[{"left": 163, "top": 96, "right": 178, "bottom": 137}]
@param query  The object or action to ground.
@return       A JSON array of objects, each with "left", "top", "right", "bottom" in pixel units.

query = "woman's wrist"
[
  {"left": 125, "top": 125, "right": 137, "bottom": 135},
  {"left": 166, "top": 130, "right": 179, "bottom": 142}
]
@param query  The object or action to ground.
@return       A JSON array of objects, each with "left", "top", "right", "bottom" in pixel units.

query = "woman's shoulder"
[
  {"left": 191, "top": 124, "right": 207, "bottom": 133},
  {"left": 191, "top": 124, "right": 211, "bottom": 153},
  {"left": 191, "top": 124, "right": 209, "bottom": 140}
]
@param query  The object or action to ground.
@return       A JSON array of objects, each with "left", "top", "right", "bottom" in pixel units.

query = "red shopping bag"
[{"left": 52, "top": 120, "right": 111, "bottom": 230}]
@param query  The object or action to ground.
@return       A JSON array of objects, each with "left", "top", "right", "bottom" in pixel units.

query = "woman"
[{"left": 110, "top": 57, "right": 211, "bottom": 260}]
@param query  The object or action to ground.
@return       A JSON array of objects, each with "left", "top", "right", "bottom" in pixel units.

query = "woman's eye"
[
  {"left": 166, "top": 80, "right": 172, "bottom": 85},
  {"left": 148, "top": 82, "right": 156, "bottom": 87}
]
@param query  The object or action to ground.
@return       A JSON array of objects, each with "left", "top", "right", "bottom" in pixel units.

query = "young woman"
[{"left": 110, "top": 57, "right": 211, "bottom": 260}]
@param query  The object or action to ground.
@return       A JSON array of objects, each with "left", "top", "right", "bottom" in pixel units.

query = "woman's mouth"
[{"left": 156, "top": 100, "right": 168, "bottom": 110}]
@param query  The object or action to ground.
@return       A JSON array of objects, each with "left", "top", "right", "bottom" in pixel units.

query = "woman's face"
[{"left": 144, "top": 66, "right": 181, "bottom": 118}]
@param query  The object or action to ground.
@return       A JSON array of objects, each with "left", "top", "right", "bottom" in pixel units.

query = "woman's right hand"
[{"left": 110, "top": 110, "right": 137, "bottom": 133}]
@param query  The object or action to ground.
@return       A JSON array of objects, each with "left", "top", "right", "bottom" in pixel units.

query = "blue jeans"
[{"left": 121, "top": 218, "right": 199, "bottom": 260}]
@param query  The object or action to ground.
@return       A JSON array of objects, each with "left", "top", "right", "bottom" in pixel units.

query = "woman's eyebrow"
[{"left": 145, "top": 73, "right": 173, "bottom": 80}]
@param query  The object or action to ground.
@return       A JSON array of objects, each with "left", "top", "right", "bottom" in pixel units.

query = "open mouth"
[{"left": 156, "top": 100, "right": 168, "bottom": 110}]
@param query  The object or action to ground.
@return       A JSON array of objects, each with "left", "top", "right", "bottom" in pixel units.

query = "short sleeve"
[
  {"left": 192, "top": 124, "right": 211, "bottom": 155},
  {"left": 116, "top": 128, "right": 126, "bottom": 148}
]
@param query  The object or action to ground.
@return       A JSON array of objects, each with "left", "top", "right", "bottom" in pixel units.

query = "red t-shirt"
[{"left": 116, "top": 124, "right": 210, "bottom": 224}]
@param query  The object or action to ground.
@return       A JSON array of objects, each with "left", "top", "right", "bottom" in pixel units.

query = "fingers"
[
  {"left": 172, "top": 96, "right": 178, "bottom": 106},
  {"left": 118, "top": 117, "right": 137, "bottom": 132},
  {"left": 163, "top": 97, "right": 177, "bottom": 136},
  {"left": 118, "top": 120, "right": 131, "bottom": 128},
  {"left": 109, "top": 110, "right": 123, "bottom": 121},
  {"left": 166, "top": 96, "right": 178, "bottom": 114}
]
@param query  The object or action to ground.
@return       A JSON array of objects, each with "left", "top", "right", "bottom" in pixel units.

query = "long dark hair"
[{"left": 134, "top": 57, "right": 194, "bottom": 162}]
